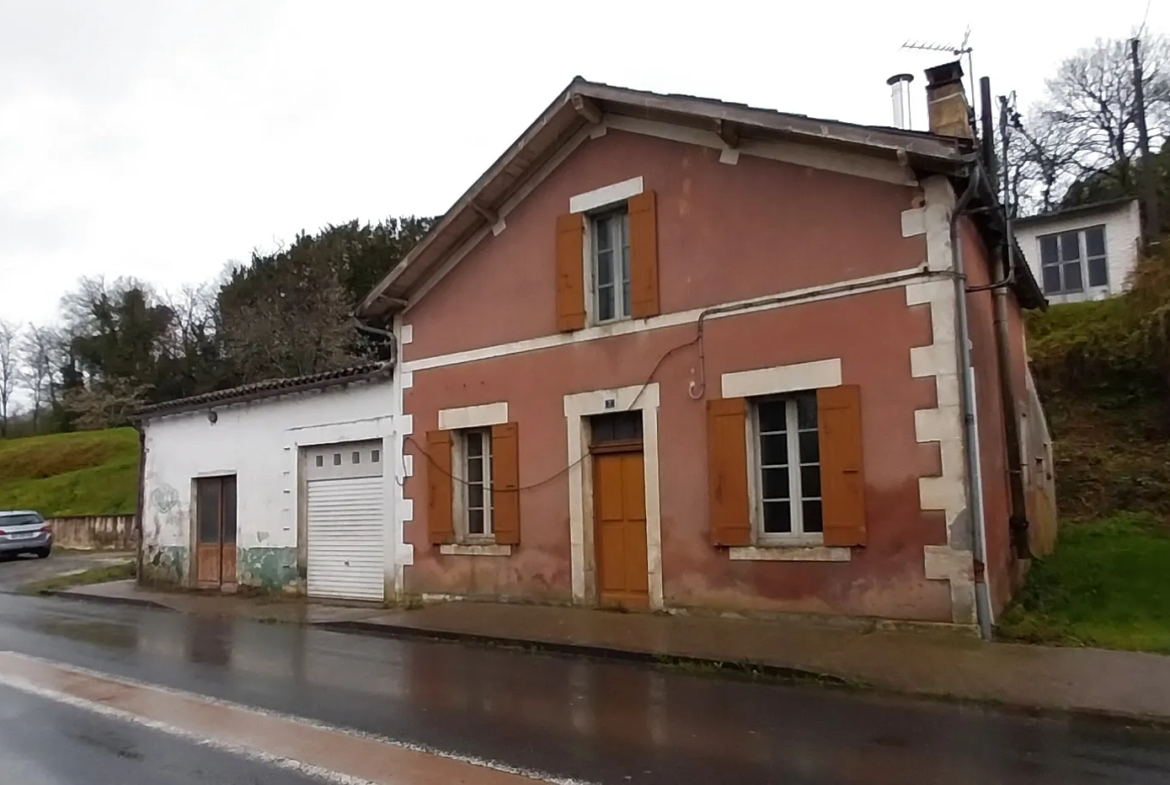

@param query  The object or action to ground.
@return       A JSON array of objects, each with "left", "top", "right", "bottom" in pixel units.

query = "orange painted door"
[{"left": 594, "top": 451, "right": 649, "bottom": 608}]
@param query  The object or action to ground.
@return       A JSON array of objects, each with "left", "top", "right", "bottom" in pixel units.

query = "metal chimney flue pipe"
[{"left": 887, "top": 73, "right": 915, "bottom": 130}]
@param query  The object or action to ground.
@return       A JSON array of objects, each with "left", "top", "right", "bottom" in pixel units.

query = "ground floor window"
[{"left": 750, "top": 392, "right": 822, "bottom": 542}]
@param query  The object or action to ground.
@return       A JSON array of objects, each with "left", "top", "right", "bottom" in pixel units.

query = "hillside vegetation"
[
  {"left": 0, "top": 428, "right": 139, "bottom": 517},
  {"left": 999, "top": 253, "right": 1170, "bottom": 651}
]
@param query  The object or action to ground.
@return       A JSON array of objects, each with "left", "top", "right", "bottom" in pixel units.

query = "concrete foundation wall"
[{"left": 47, "top": 515, "right": 137, "bottom": 550}]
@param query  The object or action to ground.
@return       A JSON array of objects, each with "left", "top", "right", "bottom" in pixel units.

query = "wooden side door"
[
  {"left": 594, "top": 451, "right": 649, "bottom": 608},
  {"left": 195, "top": 475, "right": 237, "bottom": 589}
]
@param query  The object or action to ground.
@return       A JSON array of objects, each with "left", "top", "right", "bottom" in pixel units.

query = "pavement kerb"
[
  {"left": 30, "top": 588, "right": 1170, "bottom": 731},
  {"left": 43, "top": 589, "right": 173, "bottom": 611}
]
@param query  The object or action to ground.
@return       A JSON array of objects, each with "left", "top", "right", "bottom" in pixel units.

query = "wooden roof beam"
[
  {"left": 716, "top": 119, "right": 740, "bottom": 149},
  {"left": 572, "top": 94, "right": 603, "bottom": 124}
]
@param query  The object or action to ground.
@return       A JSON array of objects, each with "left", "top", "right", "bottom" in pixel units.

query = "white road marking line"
[
  {"left": 0, "top": 650, "right": 598, "bottom": 785},
  {"left": 0, "top": 671, "right": 377, "bottom": 785}
]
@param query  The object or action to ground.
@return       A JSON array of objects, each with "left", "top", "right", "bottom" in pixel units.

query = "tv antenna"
[{"left": 902, "top": 27, "right": 975, "bottom": 103}]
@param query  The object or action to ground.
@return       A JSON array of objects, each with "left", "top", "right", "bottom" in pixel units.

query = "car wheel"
[{"left": 35, "top": 548, "right": 50, "bottom": 559}]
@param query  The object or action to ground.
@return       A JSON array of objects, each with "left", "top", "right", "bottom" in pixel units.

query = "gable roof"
[
  {"left": 135, "top": 362, "right": 392, "bottom": 421},
  {"left": 358, "top": 77, "right": 1043, "bottom": 316}
]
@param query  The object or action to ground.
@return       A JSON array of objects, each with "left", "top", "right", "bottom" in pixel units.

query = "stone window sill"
[
  {"left": 728, "top": 545, "right": 851, "bottom": 562},
  {"left": 439, "top": 544, "right": 512, "bottom": 557}
]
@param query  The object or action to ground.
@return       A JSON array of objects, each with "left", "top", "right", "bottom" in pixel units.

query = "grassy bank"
[
  {"left": 0, "top": 428, "right": 139, "bottom": 516},
  {"left": 999, "top": 513, "right": 1170, "bottom": 654},
  {"left": 20, "top": 561, "right": 137, "bottom": 595}
]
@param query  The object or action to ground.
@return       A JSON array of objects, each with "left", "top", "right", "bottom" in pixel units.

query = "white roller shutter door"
[{"left": 305, "top": 440, "right": 385, "bottom": 602}]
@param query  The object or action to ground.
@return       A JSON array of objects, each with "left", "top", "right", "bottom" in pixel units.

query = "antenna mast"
[{"left": 902, "top": 27, "right": 976, "bottom": 107}]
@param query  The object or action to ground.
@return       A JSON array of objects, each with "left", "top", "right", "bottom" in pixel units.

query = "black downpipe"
[{"left": 980, "top": 77, "right": 1032, "bottom": 559}]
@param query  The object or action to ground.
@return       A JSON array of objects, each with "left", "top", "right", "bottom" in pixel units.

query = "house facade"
[
  {"left": 1014, "top": 198, "right": 1142, "bottom": 305},
  {"left": 359, "top": 64, "right": 1054, "bottom": 627},
  {"left": 137, "top": 364, "right": 403, "bottom": 602}
]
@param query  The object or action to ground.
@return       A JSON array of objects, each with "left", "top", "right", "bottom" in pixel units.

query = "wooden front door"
[
  {"left": 196, "top": 475, "right": 237, "bottom": 589},
  {"left": 594, "top": 450, "right": 649, "bottom": 608}
]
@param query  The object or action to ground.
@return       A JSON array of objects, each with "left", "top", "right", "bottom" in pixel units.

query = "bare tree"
[
  {"left": 18, "top": 324, "right": 56, "bottom": 433},
  {"left": 1014, "top": 33, "right": 1170, "bottom": 212},
  {"left": 63, "top": 377, "right": 151, "bottom": 431},
  {"left": 0, "top": 319, "right": 19, "bottom": 437}
]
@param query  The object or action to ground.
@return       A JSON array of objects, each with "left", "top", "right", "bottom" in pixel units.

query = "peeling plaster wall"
[{"left": 140, "top": 380, "right": 398, "bottom": 593}]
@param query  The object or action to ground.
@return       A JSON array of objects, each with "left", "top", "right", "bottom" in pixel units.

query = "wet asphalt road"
[
  {"left": 0, "top": 593, "right": 1168, "bottom": 784},
  {"left": 0, "top": 681, "right": 321, "bottom": 784}
]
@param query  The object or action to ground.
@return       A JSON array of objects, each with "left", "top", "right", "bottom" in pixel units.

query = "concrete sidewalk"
[{"left": 51, "top": 580, "right": 1170, "bottom": 725}]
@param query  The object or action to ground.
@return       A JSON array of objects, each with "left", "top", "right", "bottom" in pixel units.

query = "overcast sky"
[{"left": 1, "top": 0, "right": 1164, "bottom": 326}]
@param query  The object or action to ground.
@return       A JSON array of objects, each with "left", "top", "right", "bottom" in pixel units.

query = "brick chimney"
[{"left": 924, "top": 60, "right": 972, "bottom": 139}]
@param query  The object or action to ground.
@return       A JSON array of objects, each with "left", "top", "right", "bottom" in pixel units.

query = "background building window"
[
  {"left": 1039, "top": 225, "right": 1107, "bottom": 294},
  {"left": 751, "top": 392, "right": 822, "bottom": 541},
  {"left": 591, "top": 208, "right": 630, "bottom": 323}
]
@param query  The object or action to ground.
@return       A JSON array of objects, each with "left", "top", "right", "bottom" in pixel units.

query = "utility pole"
[{"left": 1132, "top": 37, "right": 1159, "bottom": 245}]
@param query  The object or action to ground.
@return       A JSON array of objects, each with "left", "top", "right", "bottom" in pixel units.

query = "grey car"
[{"left": 0, "top": 510, "right": 53, "bottom": 559}]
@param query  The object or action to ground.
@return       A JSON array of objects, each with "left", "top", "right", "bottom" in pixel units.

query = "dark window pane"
[
  {"left": 595, "top": 216, "right": 613, "bottom": 252},
  {"left": 221, "top": 476, "right": 237, "bottom": 544},
  {"left": 798, "top": 430, "right": 819, "bottom": 463},
  {"left": 1039, "top": 235, "right": 1058, "bottom": 265},
  {"left": 1060, "top": 232, "right": 1080, "bottom": 261},
  {"left": 802, "top": 500, "right": 823, "bottom": 533},
  {"left": 352, "top": 451, "right": 360, "bottom": 464},
  {"left": 616, "top": 413, "right": 641, "bottom": 440},
  {"left": 1064, "top": 261, "right": 1083, "bottom": 291},
  {"left": 315, "top": 455, "right": 323, "bottom": 467},
  {"left": 333, "top": 453, "right": 341, "bottom": 466},
  {"left": 371, "top": 449, "right": 380, "bottom": 463},
  {"left": 466, "top": 432, "right": 482, "bottom": 458},
  {"left": 800, "top": 466, "right": 821, "bottom": 499},
  {"left": 763, "top": 501, "right": 792, "bottom": 533},
  {"left": 596, "top": 250, "right": 614, "bottom": 285},
  {"left": 197, "top": 479, "right": 220, "bottom": 544},
  {"left": 621, "top": 279, "right": 631, "bottom": 319},
  {"left": 762, "top": 468, "right": 790, "bottom": 500},
  {"left": 760, "top": 434, "right": 788, "bottom": 466},
  {"left": 1085, "top": 226, "right": 1106, "bottom": 257},
  {"left": 467, "top": 456, "right": 483, "bottom": 482},
  {"left": 597, "top": 285, "right": 615, "bottom": 321},
  {"left": 468, "top": 509, "right": 485, "bottom": 535},
  {"left": 1088, "top": 257, "right": 1108, "bottom": 287},
  {"left": 758, "top": 401, "right": 786, "bottom": 433},
  {"left": 796, "top": 394, "right": 817, "bottom": 430},
  {"left": 468, "top": 483, "right": 483, "bottom": 509},
  {"left": 1042, "top": 265, "right": 1062, "bottom": 293}
]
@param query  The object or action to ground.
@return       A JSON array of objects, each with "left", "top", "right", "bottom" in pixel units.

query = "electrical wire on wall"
[{"left": 404, "top": 327, "right": 702, "bottom": 493}]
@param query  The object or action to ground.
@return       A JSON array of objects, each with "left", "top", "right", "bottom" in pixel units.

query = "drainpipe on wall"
[{"left": 950, "top": 165, "right": 995, "bottom": 641}]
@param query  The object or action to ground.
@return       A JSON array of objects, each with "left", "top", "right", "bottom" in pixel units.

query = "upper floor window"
[
  {"left": 591, "top": 208, "right": 631, "bottom": 323},
  {"left": 1039, "top": 225, "right": 1107, "bottom": 295}
]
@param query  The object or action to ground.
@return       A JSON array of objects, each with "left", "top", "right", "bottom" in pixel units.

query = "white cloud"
[{"left": 0, "top": 0, "right": 1164, "bottom": 325}]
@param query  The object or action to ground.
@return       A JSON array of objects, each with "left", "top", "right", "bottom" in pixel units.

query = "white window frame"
[
  {"left": 453, "top": 427, "right": 494, "bottom": 543},
  {"left": 747, "top": 394, "right": 823, "bottom": 546},
  {"left": 1038, "top": 225, "right": 1108, "bottom": 295},
  {"left": 588, "top": 206, "right": 631, "bottom": 324}
]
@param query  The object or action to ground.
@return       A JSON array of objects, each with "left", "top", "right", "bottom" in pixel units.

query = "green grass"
[
  {"left": 0, "top": 429, "right": 139, "bottom": 516},
  {"left": 999, "top": 513, "right": 1170, "bottom": 654},
  {"left": 20, "top": 561, "right": 136, "bottom": 595}
]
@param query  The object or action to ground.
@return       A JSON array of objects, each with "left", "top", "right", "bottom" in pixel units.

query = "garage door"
[{"left": 304, "top": 441, "right": 384, "bottom": 602}]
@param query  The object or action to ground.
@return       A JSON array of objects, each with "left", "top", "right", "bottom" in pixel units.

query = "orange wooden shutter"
[
  {"left": 491, "top": 422, "right": 520, "bottom": 545},
  {"left": 707, "top": 397, "right": 752, "bottom": 547},
  {"left": 556, "top": 212, "right": 586, "bottom": 332},
  {"left": 628, "top": 190, "right": 660, "bottom": 319},
  {"left": 426, "top": 430, "right": 454, "bottom": 545},
  {"left": 817, "top": 385, "right": 867, "bottom": 547}
]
